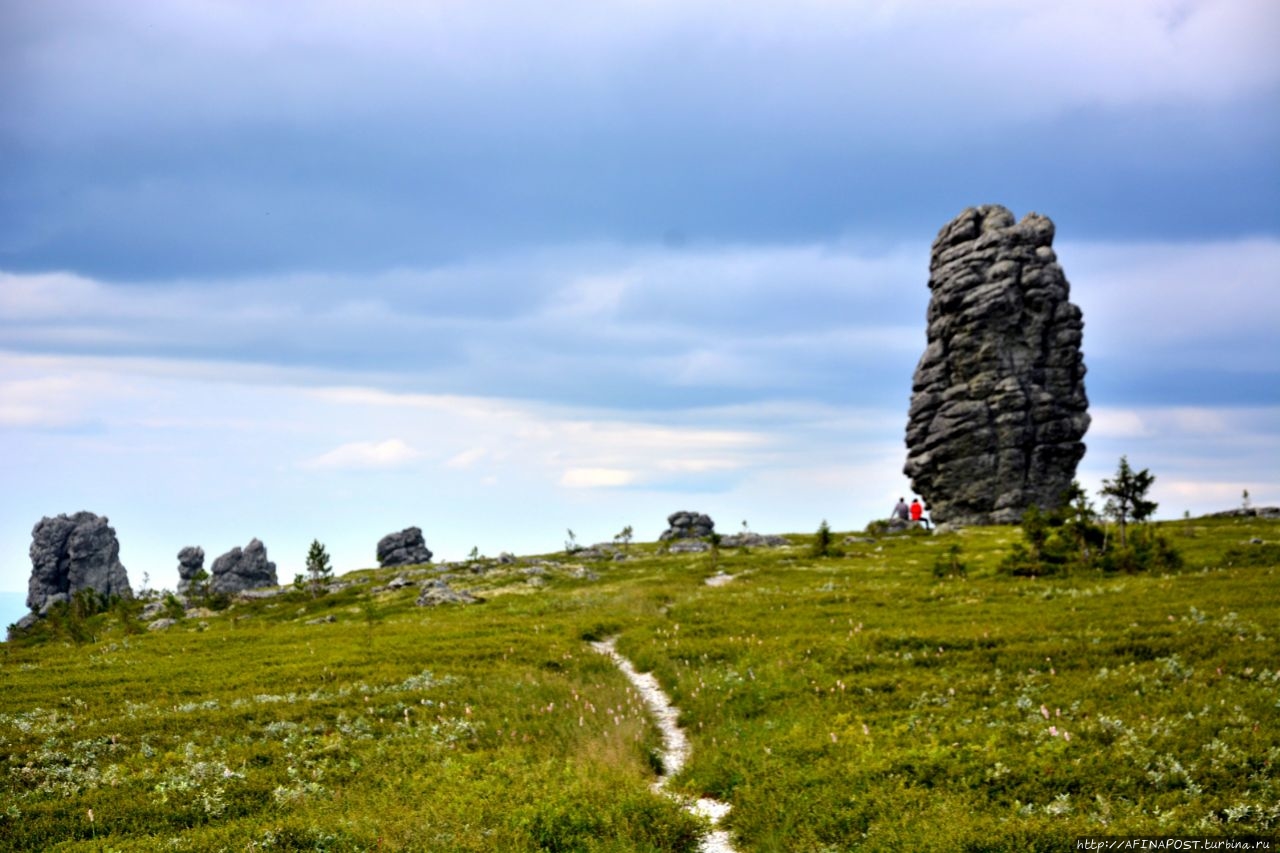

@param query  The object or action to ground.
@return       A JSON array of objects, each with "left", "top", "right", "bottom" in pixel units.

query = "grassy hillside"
[{"left": 2, "top": 516, "right": 1277, "bottom": 852}]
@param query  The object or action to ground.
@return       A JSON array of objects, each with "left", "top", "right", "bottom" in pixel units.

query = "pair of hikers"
[{"left": 892, "top": 497, "right": 930, "bottom": 530}]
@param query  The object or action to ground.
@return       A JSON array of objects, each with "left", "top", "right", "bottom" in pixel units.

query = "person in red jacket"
[{"left": 910, "top": 498, "right": 931, "bottom": 530}]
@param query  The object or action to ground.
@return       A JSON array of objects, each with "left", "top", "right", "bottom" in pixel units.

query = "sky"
[{"left": 2, "top": 0, "right": 1278, "bottom": 604}]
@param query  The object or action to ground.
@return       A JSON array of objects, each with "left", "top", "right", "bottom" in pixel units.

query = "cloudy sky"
[{"left": 2, "top": 0, "right": 1278, "bottom": 599}]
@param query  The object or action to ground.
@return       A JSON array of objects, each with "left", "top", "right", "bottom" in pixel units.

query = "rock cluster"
[
  {"left": 1207, "top": 507, "right": 1280, "bottom": 520},
  {"left": 720, "top": 532, "right": 789, "bottom": 548},
  {"left": 377, "top": 527, "right": 434, "bottom": 568},
  {"left": 659, "top": 511, "right": 715, "bottom": 541},
  {"left": 904, "top": 205, "right": 1090, "bottom": 526},
  {"left": 176, "top": 546, "right": 205, "bottom": 595},
  {"left": 26, "top": 512, "right": 133, "bottom": 614},
  {"left": 210, "top": 539, "right": 278, "bottom": 594},
  {"left": 415, "top": 579, "right": 481, "bottom": 607}
]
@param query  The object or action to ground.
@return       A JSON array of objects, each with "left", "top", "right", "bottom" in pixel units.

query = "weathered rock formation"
[
  {"left": 377, "top": 527, "right": 433, "bottom": 568},
  {"left": 176, "top": 546, "right": 205, "bottom": 595},
  {"left": 27, "top": 512, "right": 133, "bottom": 614},
  {"left": 905, "top": 205, "right": 1090, "bottom": 525},
  {"left": 659, "top": 511, "right": 715, "bottom": 541},
  {"left": 210, "top": 539, "right": 277, "bottom": 594}
]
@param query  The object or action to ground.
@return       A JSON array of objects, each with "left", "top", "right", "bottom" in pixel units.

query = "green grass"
[{"left": 2, "top": 516, "right": 1277, "bottom": 851}]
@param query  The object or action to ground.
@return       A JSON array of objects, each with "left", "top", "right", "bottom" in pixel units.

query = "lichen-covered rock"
[
  {"left": 415, "top": 579, "right": 481, "bottom": 607},
  {"left": 27, "top": 512, "right": 133, "bottom": 614},
  {"left": 377, "top": 527, "right": 434, "bottom": 568},
  {"left": 176, "top": 546, "right": 205, "bottom": 595},
  {"left": 659, "top": 511, "right": 715, "bottom": 541},
  {"left": 210, "top": 539, "right": 277, "bottom": 594},
  {"left": 904, "top": 205, "right": 1090, "bottom": 525}
]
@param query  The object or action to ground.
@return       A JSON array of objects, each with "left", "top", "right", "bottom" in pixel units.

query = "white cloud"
[
  {"left": 1090, "top": 408, "right": 1153, "bottom": 439},
  {"left": 301, "top": 439, "right": 422, "bottom": 471},
  {"left": 445, "top": 448, "right": 487, "bottom": 469},
  {"left": 559, "top": 468, "right": 637, "bottom": 489},
  {"left": 9, "top": 0, "right": 1276, "bottom": 151},
  {"left": 1064, "top": 237, "right": 1280, "bottom": 365}
]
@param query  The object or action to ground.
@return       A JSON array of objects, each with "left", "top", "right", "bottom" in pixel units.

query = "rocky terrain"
[{"left": 904, "top": 205, "right": 1090, "bottom": 525}]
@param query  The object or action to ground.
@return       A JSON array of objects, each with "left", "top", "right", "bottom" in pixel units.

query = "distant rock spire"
[{"left": 904, "top": 205, "right": 1090, "bottom": 525}]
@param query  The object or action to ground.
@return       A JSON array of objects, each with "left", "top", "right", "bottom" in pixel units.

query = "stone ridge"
[{"left": 904, "top": 205, "right": 1090, "bottom": 525}]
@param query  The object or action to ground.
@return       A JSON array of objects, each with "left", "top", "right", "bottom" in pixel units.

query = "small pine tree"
[
  {"left": 614, "top": 525, "right": 634, "bottom": 552},
  {"left": 811, "top": 520, "right": 840, "bottom": 558},
  {"left": 1100, "top": 456, "right": 1158, "bottom": 547},
  {"left": 1060, "top": 480, "right": 1101, "bottom": 564},
  {"left": 306, "top": 539, "right": 333, "bottom": 596},
  {"left": 707, "top": 531, "right": 722, "bottom": 571}
]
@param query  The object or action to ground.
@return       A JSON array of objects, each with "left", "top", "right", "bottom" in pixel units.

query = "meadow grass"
[{"left": 2, "top": 516, "right": 1276, "bottom": 851}]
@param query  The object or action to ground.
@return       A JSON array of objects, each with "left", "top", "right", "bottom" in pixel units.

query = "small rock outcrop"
[
  {"left": 415, "top": 579, "right": 481, "bottom": 607},
  {"left": 27, "top": 512, "right": 133, "bottom": 614},
  {"left": 176, "top": 546, "right": 205, "bottom": 595},
  {"left": 377, "top": 527, "right": 434, "bottom": 568},
  {"left": 210, "top": 539, "right": 277, "bottom": 594},
  {"left": 904, "top": 205, "right": 1090, "bottom": 526},
  {"left": 1207, "top": 507, "right": 1280, "bottom": 519},
  {"left": 659, "top": 511, "right": 715, "bottom": 541},
  {"left": 720, "top": 532, "right": 789, "bottom": 548}
]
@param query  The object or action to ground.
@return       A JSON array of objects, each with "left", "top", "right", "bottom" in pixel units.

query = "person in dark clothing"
[{"left": 893, "top": 498, "right": 910, "bottom": 521}]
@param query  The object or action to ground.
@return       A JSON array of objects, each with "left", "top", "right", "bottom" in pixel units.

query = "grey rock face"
[
  {"left": 176, "top": 546, "right": 205, "bottom": 595},
  {"left": 27, "top": 512, "right": 133, "bottom": 614},
  {"left": 659, "top": 511, "right": 715, "bottom": 541},
  {"left": 905, "top": 205, "right": 1090, "bottom": 525},
  {"left": 210, "top": 539, "right": 278, "bottom": 594},
  {"left": 377, "top": 527, "right": 433, "bottom": 568}
]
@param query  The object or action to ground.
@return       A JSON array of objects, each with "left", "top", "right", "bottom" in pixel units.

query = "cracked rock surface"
[{"left": 905, "top": 205, "right": 1090, "bottom": 525}]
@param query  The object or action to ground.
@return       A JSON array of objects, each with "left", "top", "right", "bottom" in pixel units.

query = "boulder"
[
  {"left": 720, "top": 532, "right": 790, "bottom": 548},
  {"left": 659, "top": 511, "right": 715, "bottom": 541},
  {"left": 904, "top": 206, "right": 1090, "bottom": 525},
  {"left": 27, "top": 512, "right": 133, "bottom": 614},
  {"left": 7, "top": 612, "right": 40, "bottom": 639},
  {"left": 377, "top": 527, "right": 434, "bottom": 568},
  {"left": 210, "top": 539, "right": 278, "bottom": 594},
  {"left": 415, "top": 579, "right": 481, "bottom": 607},
  {"left": 176, "top": 546, "right": 205, "bottom": 595}
]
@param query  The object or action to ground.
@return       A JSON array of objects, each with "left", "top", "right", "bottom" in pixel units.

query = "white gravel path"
[{"left": 590, "top": 638, "right": 739, "bottom": 853}]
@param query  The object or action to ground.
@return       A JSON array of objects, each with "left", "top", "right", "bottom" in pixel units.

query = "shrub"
[
  {"left": 811, "top": 520, "right": 842, "bottom": 558},
  {"left": 932, "top": 544, "right": 968, "bottom": 578}
]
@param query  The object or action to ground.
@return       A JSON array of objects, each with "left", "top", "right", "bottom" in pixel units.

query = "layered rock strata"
[
  {"left": 27, "top": 512, "right": 133, "bottom": 614},
  {"left": 904, "top": 205, "right": 1090, "bottom": 525}
]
